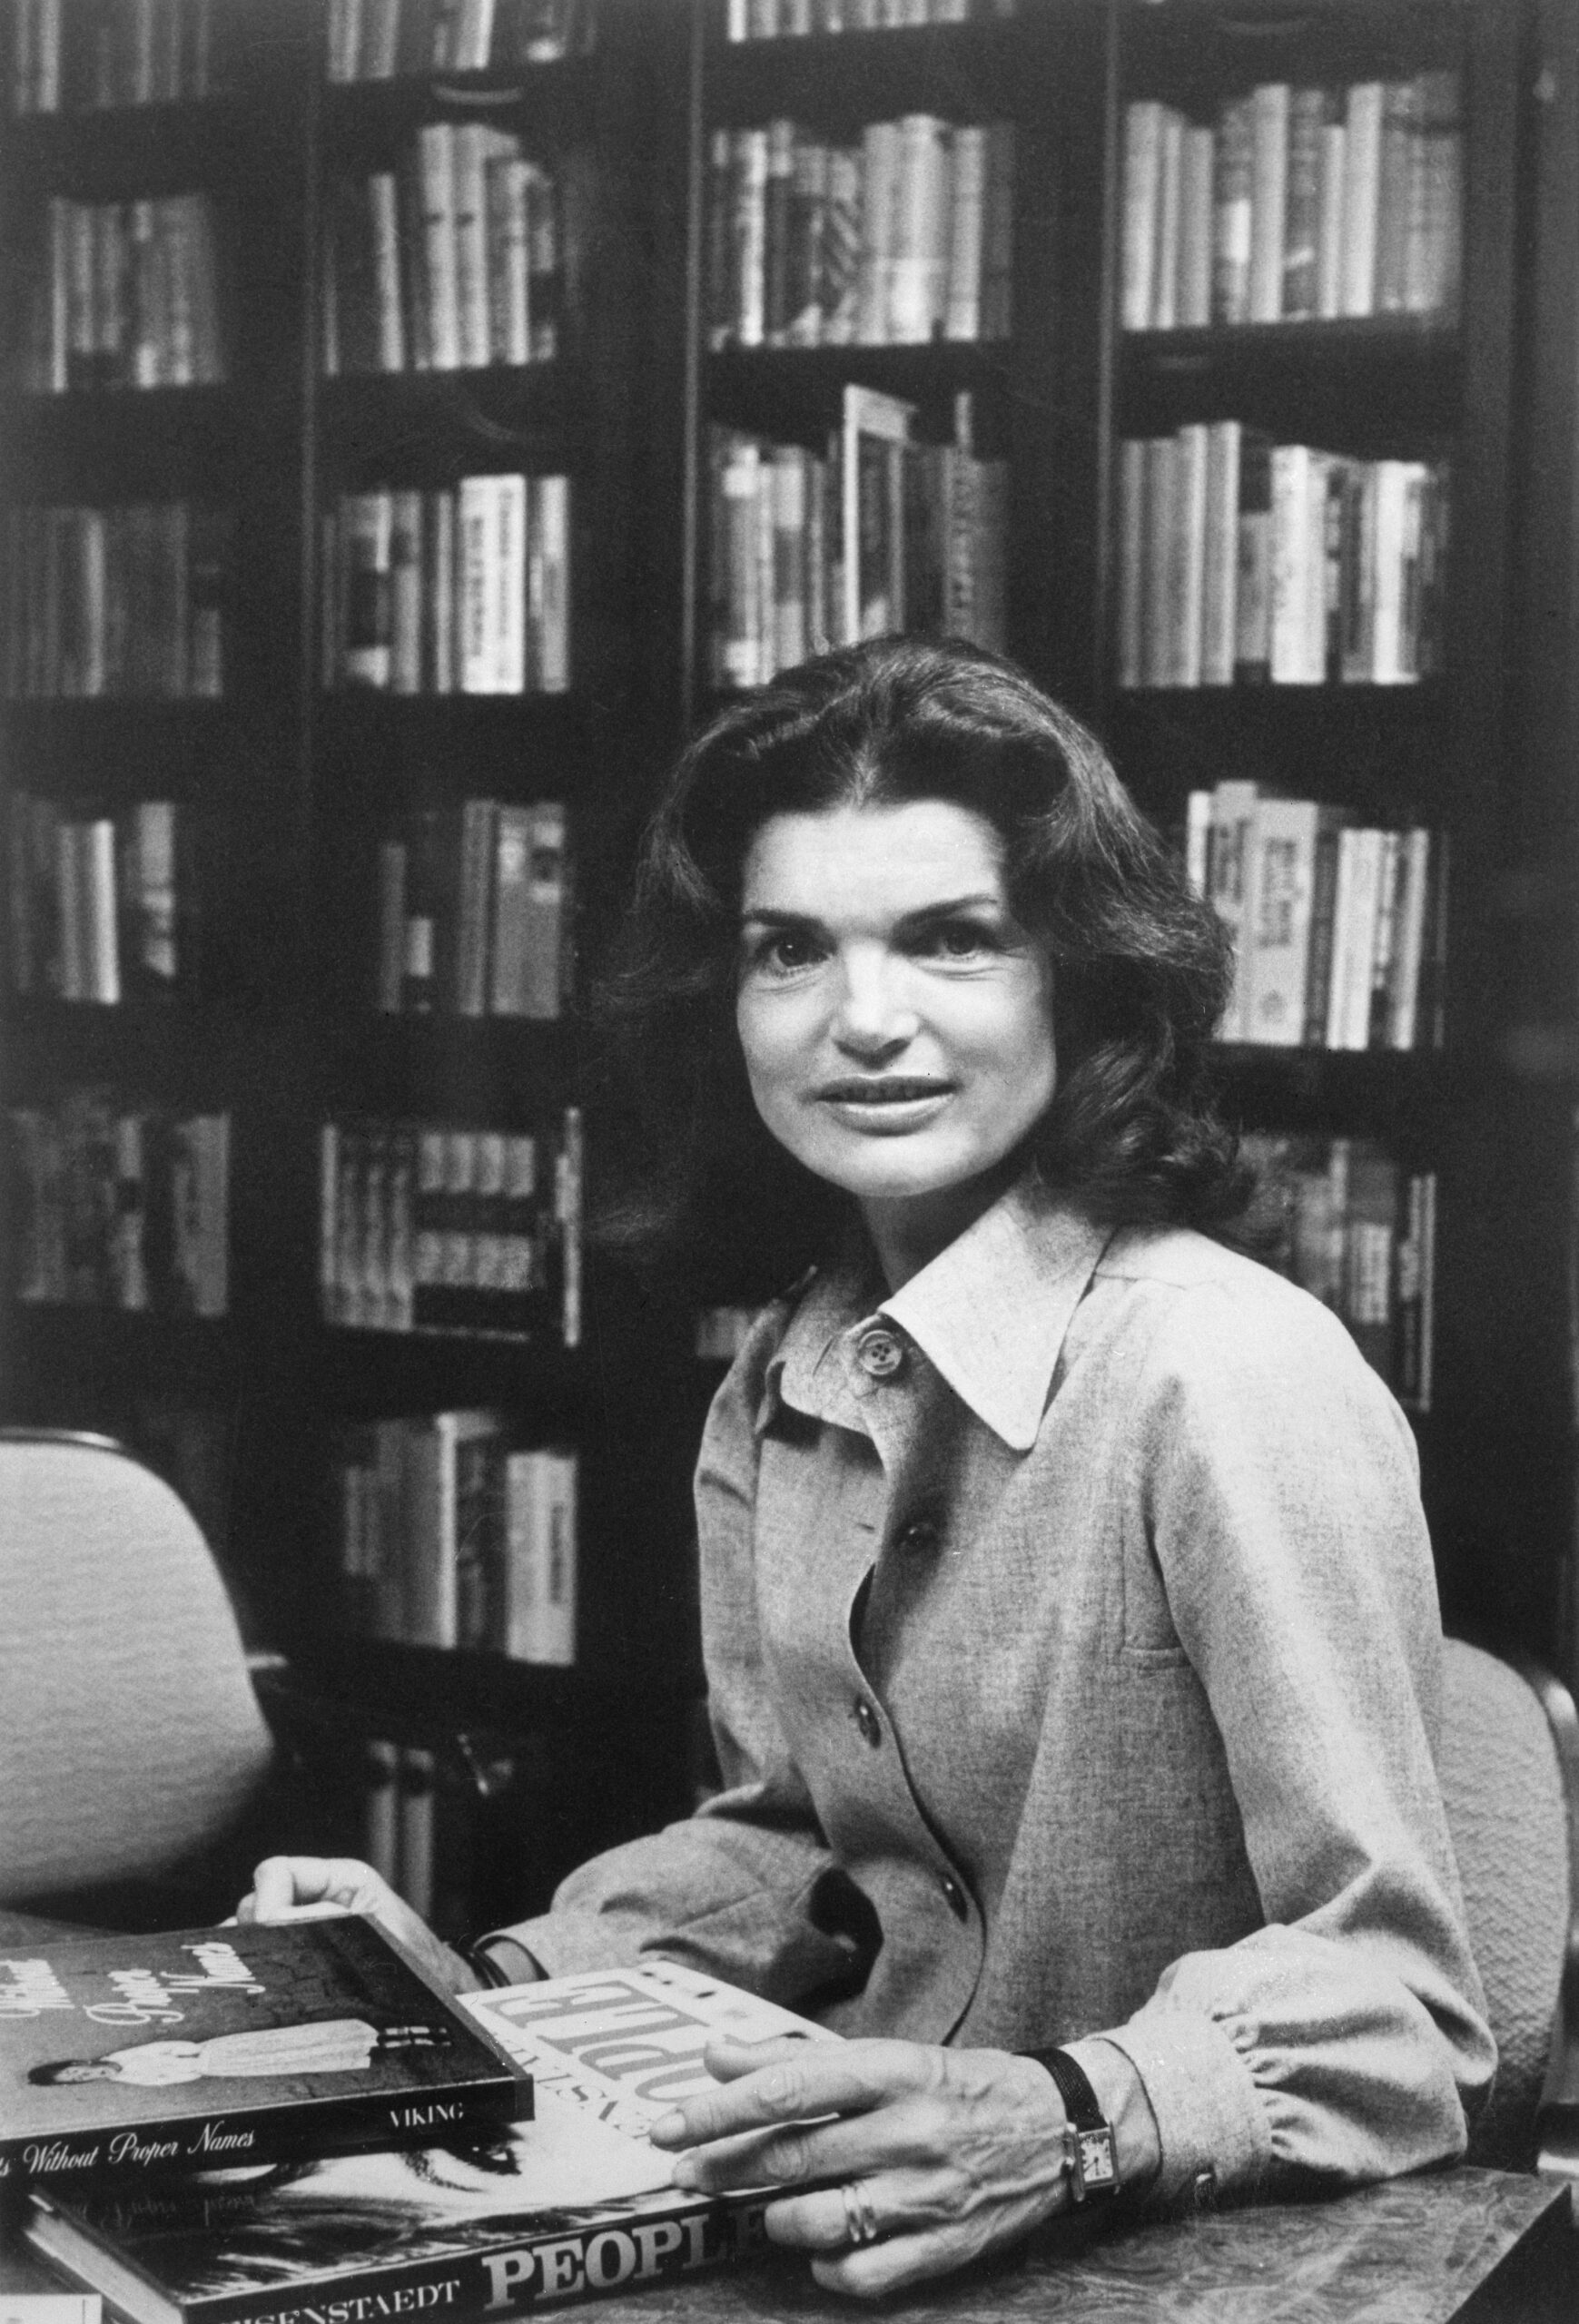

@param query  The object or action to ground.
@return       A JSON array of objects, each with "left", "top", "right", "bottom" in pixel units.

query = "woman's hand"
[
  {"left": 646, "top": 2034, "right": 1079, "bottom": 2299},
  {"left": 233, "top": 1857, "right": 481, "bottom": 1996}
]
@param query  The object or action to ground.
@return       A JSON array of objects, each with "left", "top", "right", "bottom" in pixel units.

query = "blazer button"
[
  {"left": 853, "top": 1699, "right": 882, "bottom": 1747},
  {"left": 855, "top": 1327, "right": 904, "bottom": 1379},
  {"left": 938, "top": 1872, "right": 968, "bottom": 1920},
  {"left": 895, "top": 1515, "right": 939, "bottom": 1553}
]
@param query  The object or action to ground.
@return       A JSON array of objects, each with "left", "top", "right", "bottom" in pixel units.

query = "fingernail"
[
  {"left": 670, "top": 2157, "right": 700, "bottom": 2189},
  {"left": 648, "top": 2112, "right": 686, "bottom": 2144}
]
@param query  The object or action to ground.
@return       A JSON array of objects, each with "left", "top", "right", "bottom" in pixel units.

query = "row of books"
[
  {"left": 372, "top": 797, "right": 570, "bottom": 1019},
  {"left": 1116, "top": 430, "right": 1448, "bottom": 690},
  {"left": 7, "top": 0, "right": 224, "bottom": 112},
  {"left": 706, "top": 116, "right": 1013, "bottom": 350},
  {"left": 360, "top": 1739, "right": 446, "bottom": 1921},
  {"left": 4, "top": 500, "right": 228, "bottom": 699},
  {"left": 8, "top": 1093, "right": 229, "bottom": 1315},
  {"left": 326, "top": 0, "right": 595, "bottom": 80},
  {"left": 321, "top": 131, "right": 561, "bottom": 378},
  {"left": 1121, "top": 74, "right": 1462, "bottom": 332},
  {"left": 332, "top": 1410, "right": 577, "bottom": 1662},
  {"left": 727, "top": 0, "right": 1016, "bottom": 31},
  {"left": 321, "top": 476, "right": 569, "bottom": 694},
  {"left": 1246, "top": 1133, "right": 1436, "bottom": 1413},
  {"left": 16, "top": 192, "right": 224, "bottom": 393},
  {"left": 8, "top": 792, "right": 188, "bottom": 1001},
  {"left": 709, "top": 387, "right": 1006, "bottom": 688},
  {"left": 320, "top": 1108, "right": 583, "bottom": 1344},
  {"left": 1188, "top": 782, "right": 1446, "bottom": 1051}
]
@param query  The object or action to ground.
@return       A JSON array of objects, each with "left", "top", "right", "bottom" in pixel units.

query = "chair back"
[
  {"left": 0, "top": 1430, "right": 272, "bottom": 1905},
  {"left": 1437, "top": 1636, "right": 1577, "bottom": 2171}
]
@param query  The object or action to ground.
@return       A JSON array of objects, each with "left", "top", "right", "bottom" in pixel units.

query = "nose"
[{"left": 833, "top": 944, "right": 918, "bottom": 1056}]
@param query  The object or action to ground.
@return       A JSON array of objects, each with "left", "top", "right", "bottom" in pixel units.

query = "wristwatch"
[{"left": 1021, "top": 2046, "right": 1118, "bottom": 2202}]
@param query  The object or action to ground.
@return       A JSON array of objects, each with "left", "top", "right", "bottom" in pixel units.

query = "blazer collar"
[{"left": 762, "top": 1177, "right": 1112, "bottom": 1452}]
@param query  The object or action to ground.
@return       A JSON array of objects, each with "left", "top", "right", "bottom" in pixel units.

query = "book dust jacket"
[{"left": 0, "top": 1919, "right": 528, "bottom": 2187}]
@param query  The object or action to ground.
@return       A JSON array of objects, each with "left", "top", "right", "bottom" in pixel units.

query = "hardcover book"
[
  {"left": 0, "top": 1918, "right": 530, "bottom": 2189},
  {"left": 25, "top": 1965, "right": 836, "bottom": 2323}
]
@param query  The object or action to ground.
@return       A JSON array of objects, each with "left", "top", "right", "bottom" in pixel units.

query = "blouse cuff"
[{"left": 1098, "top": 1995, "right": 1274, "bottom": 2206}]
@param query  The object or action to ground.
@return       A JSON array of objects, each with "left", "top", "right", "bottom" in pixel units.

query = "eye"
[
  {"left": 743, "top": 930, "right": 825, "bottom": 979},
  {"left": 914, "top": 919, "right": 998, "bottom": 961}
]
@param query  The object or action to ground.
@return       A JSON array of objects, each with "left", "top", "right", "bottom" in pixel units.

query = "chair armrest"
[{"left": 1512, "top": 1653, "right": 1579, "bottom": 2165}]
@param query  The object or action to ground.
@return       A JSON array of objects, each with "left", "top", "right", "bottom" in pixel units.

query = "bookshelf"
[
  {"left": 0, "top": 0, "right": 705, "bottom": 1939},
  {"left": 681, "top": 0, "right": 1577, "bottom": 1671}
]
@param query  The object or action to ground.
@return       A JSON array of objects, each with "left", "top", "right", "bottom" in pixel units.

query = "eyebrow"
[{"left": 739, "top": 891, "right": 1006, "bottom": 930}]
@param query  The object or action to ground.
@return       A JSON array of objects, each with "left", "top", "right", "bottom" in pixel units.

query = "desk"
[{"left": 1, "top": 2169, "right": 1570, "bottom": 2324}]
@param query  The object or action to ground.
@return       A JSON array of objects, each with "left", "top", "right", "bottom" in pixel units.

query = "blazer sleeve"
[
  {"left": 1081, "top": 1279, "right": 1496, "bottom": 2205},
  {"left": 496, "top": 1296, "right": 871, "bottom": 2007}
]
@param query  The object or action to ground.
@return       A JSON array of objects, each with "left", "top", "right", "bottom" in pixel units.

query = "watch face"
[{"left": 1078, "top": 2126, "right": 1118, "bottom": 2192}]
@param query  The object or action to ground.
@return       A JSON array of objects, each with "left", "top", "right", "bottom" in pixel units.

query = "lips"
[{"left": 814, "top": 1078, "right": 953, "bottom": 1104}]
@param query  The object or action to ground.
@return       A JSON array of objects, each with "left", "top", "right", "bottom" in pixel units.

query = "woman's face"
[{"left": 735, "top": 801, "right": 1056, "bottom": 1237}]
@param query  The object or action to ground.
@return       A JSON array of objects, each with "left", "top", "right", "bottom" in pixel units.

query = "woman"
[{"left": 243, "top": 640, "right": 1492, "bottom": 2299}]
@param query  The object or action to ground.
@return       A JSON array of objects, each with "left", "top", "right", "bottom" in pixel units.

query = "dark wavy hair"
[{"left": 591, "top": 637, "right": 1249, "bottom": 1297}]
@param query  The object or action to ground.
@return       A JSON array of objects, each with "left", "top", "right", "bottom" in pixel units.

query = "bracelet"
[
  {"left": 459, "top": 1939, "right": 515, "bottom": 1990},
  {"left": 1021, "top": 2046, "right": 1118, "bottom": 2202}
]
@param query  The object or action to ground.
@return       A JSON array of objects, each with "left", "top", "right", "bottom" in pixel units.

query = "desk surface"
[{"left": 1, "top": 2168, "right": 1570, "bottom": 2324}]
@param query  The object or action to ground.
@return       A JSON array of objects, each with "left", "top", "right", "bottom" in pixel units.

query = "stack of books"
[
  {"left": 321, "top": 132, "right": 561, "bottom": 377},
  {"left": 321, "top": 475, "right": 570, "bottom": 695},
  {"left": 4, "top": 502, "right": 228, "bottom": 699},
  {"left": 9, "top": 793, "right": 188, "bottom": 1003},
  {"left": 19, "top": 1949, "right": 831, "bottom": 2324},
  {"left": 331, "top": 1410, "right": 577, "bottom": 1665},
  {"left": 16, "top": 193, "right": 225, "bottom": 392},
  {"left": 8, "top": 1094, "right": 229, "bottom": 1316},
  {"left": 1121, "top": 72, "right": 1462, "bottom": 331},
  {"left": 370, "top": 798, "right": 569, "bottom": 1019},
  {"left": 710, "top": 385, "right": 1005, "bottom": 688},
  {"left": 318, "top": 1107, "right": 582, "bottom": 1347},
  {"left": 707, "top": 113, "right": 1013, "bottom": 347},
  {"left": 1187, "top": 782, "right": 1446, "bottom": 1052},
  {"left": 1116, "top": 430, "right": 1448, "bottom": 689}
]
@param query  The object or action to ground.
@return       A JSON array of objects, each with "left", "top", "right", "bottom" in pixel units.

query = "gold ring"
[{"left": 840, "top": 2179, "right": 880, "bottom": 2246}]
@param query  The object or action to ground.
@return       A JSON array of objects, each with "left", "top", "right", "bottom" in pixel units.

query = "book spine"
[{"left": 1247, "top": 82, "right": 1288, "bottom": 323}]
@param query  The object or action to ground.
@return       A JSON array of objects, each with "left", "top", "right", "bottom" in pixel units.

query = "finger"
[
  {"left": 648, "top": 2038, "right": 923, "bottom": 2151},
  {"left": 245, "top": 1858, "right": 374, "bottom": 1921},
  {"left": 763, "top": 2185, "right": 873, "bottom": 2254},
  {"left": 811, "top": 2222, "right": 990, "bottom": 2302}
]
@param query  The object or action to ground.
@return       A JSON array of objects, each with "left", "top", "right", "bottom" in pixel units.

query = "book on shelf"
[
  {"left": 325, "top": 0, "right": 596, "bottom": 81},
  {"left": 706, "top": 113, "right": 1013, "bottom": 349},
  {"left": 322, "top": 478, "right": 569, "bottom": 695},
  {"left": 5, "top": 503, "right": 229, "bottom": 702},
  {"left": 24, "top": 1958, "right": 834, "bottom": 2324},
  {"left": 331, "top": 1422, "right": 578, "bottom": 1667},
  {"left": 9, "top": 793, "right": 192, "bottom": 1003},
  {"left": 707, "top": 388, "right": 1004, "bottom": 687},
  {"left": 8, "top": 1094, "right": 229, "bottom": 1316},
  {"left": 7, "top": 0, "right": 226, "bottom": 113},
  {"left": 0, "top": 1916, "right": 531, "bottom": 2191},
  {"left": 1116, "top": 430, "right": 1447, "bottom": 690},
  {"left": 322, "top": 131, "right": 559, "bottom": 379},
  {"left": 1120, "top": 69, "right": 1461, "bottom": 333},
  {"left": 726, "top": 1, "right": 1016, "bottom": 38},
  {"left": 319, "top": 1109, "right": 582, "bottom": 1342},
  {"left": 1243, "top": 1132, "right": 1436, "bottom": 1413},
  {"left": 1186, "top": 783, "right": 1445, "bottom": 1052},
  {"left": 16, "top": 193, "right": 225, "bottom": 394}
]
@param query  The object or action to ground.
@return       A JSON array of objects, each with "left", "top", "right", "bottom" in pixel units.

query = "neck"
[{"left": 861, "top": 1158, "right": 1023, "bottom": 1291}]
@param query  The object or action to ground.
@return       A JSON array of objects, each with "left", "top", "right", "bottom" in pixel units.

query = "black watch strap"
[{"left": 1021, "top": 2046, "right": 1118, "bottom": 2201}]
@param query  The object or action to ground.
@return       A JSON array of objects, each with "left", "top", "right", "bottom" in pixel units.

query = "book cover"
[
  {"left": 25, "top": 2093, "right": 772, "bottom": 2324},
  {"left": 0, "top": 1919, "right": 530, "bottom": 2190}
]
